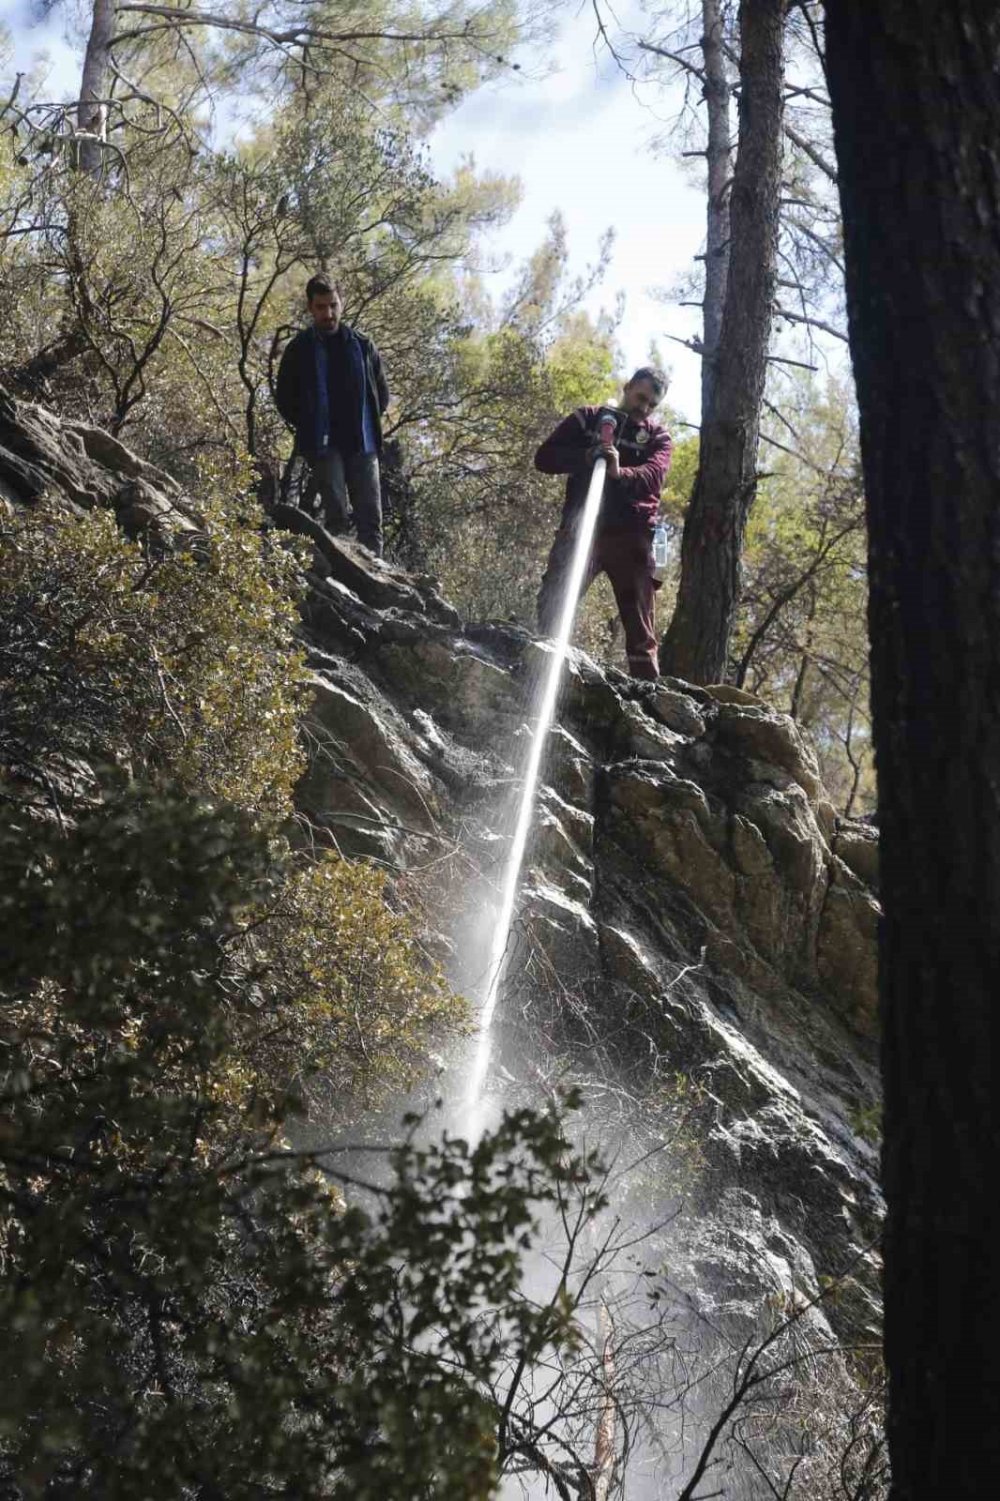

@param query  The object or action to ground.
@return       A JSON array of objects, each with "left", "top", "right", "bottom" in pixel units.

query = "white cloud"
[
  {"left": 1, "top": 1, "right": 80, "bottom": 94},
  {"left": 429, "top": 8, "right": 708, "bottom": 423}
]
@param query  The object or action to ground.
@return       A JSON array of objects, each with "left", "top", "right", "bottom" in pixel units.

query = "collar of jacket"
[{"left": 310, "top": 321, "right": 355, "bottom": 343}]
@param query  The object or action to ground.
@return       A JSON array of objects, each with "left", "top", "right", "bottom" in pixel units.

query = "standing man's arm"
[
  {"left": 370, "top": 342, "right": 390, "bottom": 414},
  {"left": 606, "top": 428, "right": 672, "bottom": 494},
  {"left": 274, "top": 338, "right": 300, "bottom": 429},
  {"left": 534, "top": 410, "right": 592, "bottom": 475}
]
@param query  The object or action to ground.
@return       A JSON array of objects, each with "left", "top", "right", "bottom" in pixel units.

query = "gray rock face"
[
  {"left": 1, "top": 389, "right": 883, "bottom": 1359},
  {"left": 1, "top": 385, "right": 202, "bottom": 542},
  {"left": 294, "top": 522, "right": 884, "bottom": 1345}
]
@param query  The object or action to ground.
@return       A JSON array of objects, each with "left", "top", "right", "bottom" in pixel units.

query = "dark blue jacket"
[{"left": 275, "top": 323, "right": 390, "bottom": 457}]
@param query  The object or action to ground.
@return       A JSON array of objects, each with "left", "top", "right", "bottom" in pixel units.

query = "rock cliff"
[
  {"left": 2, "top": 384, "right": 884, "bottom": 1364},
  {"left": 289, "top": 505, "right": 883, "bottom": 1340}
]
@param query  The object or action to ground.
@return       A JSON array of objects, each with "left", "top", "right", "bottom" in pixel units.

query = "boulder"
[
  {"left": 375, "top": 636, "right": 523, "bottom": 740},
  {"left": 296, "top": 672, "right": 442, "bottom": 863},
  {"left": 614, "top": 699, "right": 686, "bottom": 761},
  {"left": 1, "top": 384, "right": 201, "bottom": 543},
  {"left": 704, "top": 682, "right": 768, "bottom": 708},
  {"left": 271, "top": 502, "right": 460, "bottom": 625},
  {"left": 516, "top": 877, "right": 602, "bottom": 984},
  {"left": 833, "top": 820, "right": 880, "bottom": 890},
  {"left": 816, "top": 866, "right": 881, "bottom": 1036},
  {"left": 646, "top": 683, "right": 708, "bottom": 738},
  {"left": 712, "top": 701, "right": 824, "bottom": 803}
]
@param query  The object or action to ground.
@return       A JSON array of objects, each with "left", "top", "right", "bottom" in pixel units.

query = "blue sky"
[{"left": 1, "top": 0, "right": 708, "bottom": 420}]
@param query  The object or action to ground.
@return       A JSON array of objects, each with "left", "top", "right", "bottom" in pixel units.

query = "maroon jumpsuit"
[{"left": 534, "top": 407, "right": 673, "bottom": 680}]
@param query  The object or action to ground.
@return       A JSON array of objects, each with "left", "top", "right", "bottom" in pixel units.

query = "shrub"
[
  {"left": 0, "top": 785, "right": 585, "bottom": 1498},
  {"left": 0, "top": 498, "right": 306, "bottom": 820}
]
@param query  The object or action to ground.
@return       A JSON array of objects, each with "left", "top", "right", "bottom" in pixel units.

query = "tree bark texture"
[
  {"left": 78, "top": 0, "right": 116, "bottom": 176},
  {"left": 824, "top": 5, "right": 1000, "bottom": 1497},
  {"left": 660, "top": 0, "right": 784, "bottom": 685},
  {"left": 700, "top": 0, "right": 733, "bottom": 416}
]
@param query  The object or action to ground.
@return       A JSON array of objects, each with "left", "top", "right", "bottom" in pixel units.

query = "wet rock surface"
[{"left": 291, "top": 517, "right": 884, "bottom": 1342}]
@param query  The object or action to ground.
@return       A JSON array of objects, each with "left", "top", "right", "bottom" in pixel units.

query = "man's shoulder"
[
  {"left": 344, "top": 322, "right": 375, "bottom": 349},
  {"left": 282, "top": 327, "right": 312, "bottom": 354}
]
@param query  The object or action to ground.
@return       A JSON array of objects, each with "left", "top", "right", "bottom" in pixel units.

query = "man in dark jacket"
[
  {"left": 275, "top": 275, "right": 390, "bottom": 556},
  {"left": 534, "top": 367, "right": 672, "bottom": 680}
]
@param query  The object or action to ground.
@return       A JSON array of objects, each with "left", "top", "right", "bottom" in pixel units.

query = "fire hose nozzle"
[{"left": 592, "top": 404, "right": 624, "bottom": 458}]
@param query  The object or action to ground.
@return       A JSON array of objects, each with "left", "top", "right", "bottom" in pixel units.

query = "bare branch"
[
  {"left": 773, "top": 304, "right": 849, "bottom": 342},
  {"left": 637, "top": 40, "right": 707, "bottom": 84},
  {"left": 785, "top": 121, "right": 837, "bottom": 183},
  {"left": 113, "top": 4, "right": 503, "bottom": 56}
]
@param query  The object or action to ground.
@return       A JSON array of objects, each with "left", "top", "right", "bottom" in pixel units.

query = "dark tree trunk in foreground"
[
  {"left": 825, "top": 4, "right": 1000, "bottom": 1496},
  {"left": 660, "top": 0, "right": 784, "bottom": 684}
]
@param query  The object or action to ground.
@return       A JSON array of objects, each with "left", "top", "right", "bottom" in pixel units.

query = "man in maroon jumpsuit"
[{"left": 534, "top": 368, "right": 672, "bottom": 680}]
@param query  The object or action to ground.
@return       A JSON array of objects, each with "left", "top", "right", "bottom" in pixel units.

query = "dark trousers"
[
  {"left": 310, "top": 451, "right": 383, "bottom": 557},
  {"left": 537, "top": 524, "right": 660, "bottom": 680}
]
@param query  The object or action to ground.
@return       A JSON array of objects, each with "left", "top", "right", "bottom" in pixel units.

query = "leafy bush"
[
  {"left": 0, "top": 499, "right": 306, "bottom": 820},
  {"left": 0, "top": 488, "right": 464, "bottom": 1095},
  {"left": 242, "top": 852, "right": 465, "bottom": 1108},
  {"left": 0, "top": 785, "right": 588, "bottom": 1498}
]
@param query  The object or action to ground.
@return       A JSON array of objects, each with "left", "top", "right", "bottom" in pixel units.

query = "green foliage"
[
  {"left": 209, "top": 0, "right": 527, "bottom": 128},
  {"left": 0, "top": 785, "right": 594, "bottom": 1497},
  {"left": 656, "top": 378, "right": 871, "bottom": 811},
  {"left": 240, "top": 851, "right": 465, "bottom": 1107},
  {"left": 546, "top": 310, "right": 618, "bottom": 412},
  {"left": 0, "top": 13, "right": 882, "bottom": 1496},
  {"left": 394, "top": 217, "right": 621, "bottom": 628},
  {"left": 0, "top": 22, "right": 622, "bottom": 650},
  {"left": 0, "top": 317, "right": 587, "bottom": 1497},
  {"left": 214, "top": 84, "right": 522, "bottom": 468},
  {"left": 661, "top": 428, "right": 700, "bottom": 519},
  {"left": 849, "top": 1101, "right": 883, "bottom": 1147},
  {"left": 733, "top": 377, "right": 871, "bottom": 810},
  {"left": 0, "top": 487, "right": 466, "bottom": 1104},
  {"left": 0, "top": 499, "right": 306, "bottom": 819},
  {"left": 0, "top": 52, "right": 524, "bottom": 479}
]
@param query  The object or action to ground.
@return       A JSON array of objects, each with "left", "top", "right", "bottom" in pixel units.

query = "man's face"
[
  {"left": 309, "top": 291, "right": 342, "bottom": 332},
  {"left": 621, "top": 377, "right": 662, "bottom": 419}
]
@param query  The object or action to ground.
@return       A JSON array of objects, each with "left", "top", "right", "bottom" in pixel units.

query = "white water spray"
[{"left": 462, "top": 456, "right": 609, "bottom": 1137}]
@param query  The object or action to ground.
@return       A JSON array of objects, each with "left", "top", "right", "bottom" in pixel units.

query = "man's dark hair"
[
  {"left": 306, "top": 274, "right": 340, "bottom": 303},
  {"left": 627, "top": 366, "right": 669, "bottom": 398}
]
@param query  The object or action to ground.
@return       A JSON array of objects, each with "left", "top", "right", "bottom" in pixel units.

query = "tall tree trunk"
[
  {"left": 700, "top": 0, "right": 733, "bottom": 416},
  {"left": 660, "top": 0, "right": 784, "bottom": 685},
  {"left": 824, "top": 4, "right": 1000, "bottom": 1496},
  {"left": 78, "top": 0, "right": 116, "bottom": 176}
]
